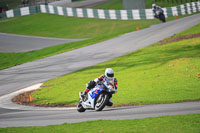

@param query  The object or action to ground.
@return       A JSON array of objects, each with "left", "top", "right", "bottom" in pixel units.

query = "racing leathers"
[
  {"left": 83, "top": 75, "right": 118, "bottom": 95},
  {"left": 81, "top": 75, "right": 118, "bottom": 106},
  {"left": 152, "top": 5, "right": 164, "bottom": 19}
]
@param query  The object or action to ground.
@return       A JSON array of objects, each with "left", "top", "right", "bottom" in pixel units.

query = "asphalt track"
[
  {"left": 0, "top": 102, "right": 199, "bottom": 127},
  {"left": 0, "top": 14, "right": 200, "bottom": 127},
  {"left": 0, "top": 33, "right": 84, "bottom": 52}
]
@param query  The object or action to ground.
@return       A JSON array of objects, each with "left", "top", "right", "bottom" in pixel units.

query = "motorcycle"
[
  {"left": 155, "top": 9, "right": 166, "bottom": 23},
  {"left": 77, "top": 79, "right": 117, "bottom": 112}
]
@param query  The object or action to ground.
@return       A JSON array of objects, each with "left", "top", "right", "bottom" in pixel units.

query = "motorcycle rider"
[
  {"left": 81, "top": 68, "right": 118, "bottom": 103},
  {"left": 152, "top": 4, "right": 165, "bottom": 19}
]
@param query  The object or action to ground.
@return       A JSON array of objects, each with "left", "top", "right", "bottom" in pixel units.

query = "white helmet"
[
  {"left": 105, "top": 68, "right": 114, "bottom": 80},
  {"left": 152, "top": 4, "right": 156, "bottom": 8}
]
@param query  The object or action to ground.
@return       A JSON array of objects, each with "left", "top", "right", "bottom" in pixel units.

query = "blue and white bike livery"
[{"left": 77, "top": 80, "right": 117, "bottom": 112}]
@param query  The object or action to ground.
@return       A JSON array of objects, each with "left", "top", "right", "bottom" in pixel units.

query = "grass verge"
[
  {"left": 145, "top": 0, "right": 198, "bottom": 8},
  {"left": 0, "top": 13, "right": 161, "bottom": 70},
  {"left": 0, "top": 114, "right": 200, "bottom": 132},
  {"left": 0, "top": 13, "right": 159, "bottom": 39},
  {"left": 94, "top": 0, "right": 198, "bottom": 9},
  {"left": 174, "top": 23, "right": 200, "bottom": 36},
  {"left": 0, "top": 13, "right": 194, "bottom": 70},
  {"left": 31, "top": 23, "right": 200, "bottom": 106},
  {"left": 94, "top": 0, "right": 123, "bottom": 10}
]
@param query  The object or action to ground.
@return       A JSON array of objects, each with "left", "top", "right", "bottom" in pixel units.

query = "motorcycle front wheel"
[
  {"left": 159, "top": 13, "right": 166, "bottom": 23},
  {"left": 94, "top": 93, "right": 109, "bottom": 111},
  {"left": 77, "top": 101, "right": 86, "bottom": 112}
]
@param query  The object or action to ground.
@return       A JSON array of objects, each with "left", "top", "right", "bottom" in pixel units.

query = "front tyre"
[
  {"left": 77, "top": 101, "right": 86, "bottom": 112},
  {"left": 159, "top": 13, "right": 166, "bottom": 23},
  {"left": 94, "top": 93, "right": 109, "bottom": 111}
]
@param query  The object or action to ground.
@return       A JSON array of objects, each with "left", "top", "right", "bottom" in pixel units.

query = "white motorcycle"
[
  {"left": 155, "top": 9, "right": 166, "bottom": 23},
  {"left": 77, "top": 80, "right": 117, "bottom": 112}
]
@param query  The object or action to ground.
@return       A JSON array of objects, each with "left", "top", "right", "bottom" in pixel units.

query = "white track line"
[{"left": 0, "top": 83, "right": 76, "bottom": 110}]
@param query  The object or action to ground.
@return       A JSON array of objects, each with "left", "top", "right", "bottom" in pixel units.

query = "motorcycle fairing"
[
  {"left": 82, "top": 86, "right": 104, "bottom": 109},
  {"left": 89, "top": 86, "right": 104, "bottom": 99}
]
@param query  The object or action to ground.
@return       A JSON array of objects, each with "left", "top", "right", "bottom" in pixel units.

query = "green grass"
[
  {"left": 94, "top": 0, "right": 123, "bottom": 10},
  {"left": 0, "top": 13, "right": 193, "bottom": 70},
  {"left": 146, "top": 0, "right": 198, "bottom": 8},
  {"left": 0, "top": 12, "right": 195, "bottom": 70},
  {"left": 0, "top": 13, "right": 158, "bottom": 39},
  {"left": 94, "top": 0, "right": 198, "bottom": 10},
  {"left": 32, "top": 23, "right": 200, "bottom": 106},
  {"left": 1, "top": 114, "right": 200, "bottom": 132},
  {"left": 0, "top": 13, "right": 161, "bottom": 70},
  {"left": 175, "top": 23, "right": 200, "bottom": 36}
]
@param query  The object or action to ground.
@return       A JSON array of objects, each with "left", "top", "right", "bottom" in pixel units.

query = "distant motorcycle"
[
  {"left": 155, "top": 9, "right": 166, "bottom": 23},
  {"left": 77, "top": 80, "right": 117, "bottom": 112}
]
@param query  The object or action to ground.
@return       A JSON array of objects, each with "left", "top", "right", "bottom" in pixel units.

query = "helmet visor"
[{"left": 107, "top": 73, "right": 114, "bottom": 78}]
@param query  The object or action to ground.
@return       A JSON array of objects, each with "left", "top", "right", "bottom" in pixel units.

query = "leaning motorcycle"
[
  {"left": 155, "top": 10, "right": 166, "bottom": 23},
  {"left": 77, "top": 80, "right": 117, "bottom": 112}
]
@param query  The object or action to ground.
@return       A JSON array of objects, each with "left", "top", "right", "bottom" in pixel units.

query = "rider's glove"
[{"left": 97, "top": 80, "right": 102, "bottom": 85}]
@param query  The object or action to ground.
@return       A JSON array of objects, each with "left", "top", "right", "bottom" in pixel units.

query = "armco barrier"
[{"left": 0, "top": 2, "right": 200, "bottom": 20}]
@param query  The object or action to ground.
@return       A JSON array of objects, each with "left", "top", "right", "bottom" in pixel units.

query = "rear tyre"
[
  {"left": 94, "top": 93, "right": 109, "bottom": 111},
  {"left": 77, "top": 101, "right": 86, "bottom": 112}
]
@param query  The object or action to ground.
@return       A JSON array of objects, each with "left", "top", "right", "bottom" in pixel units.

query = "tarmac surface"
[
  {"left": 0, "top": 33, "right": 84, "bottom": 52},
  {"left": 0, "top": 101, "right": 199, "bottom": 127},
  {"left": 0, "top": 14, "right": 200, "bottom": 127}
]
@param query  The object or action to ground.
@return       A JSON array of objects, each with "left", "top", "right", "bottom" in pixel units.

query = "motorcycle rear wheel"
[{"left": 94, "top": 93, "right": 109, "bottom": 111}]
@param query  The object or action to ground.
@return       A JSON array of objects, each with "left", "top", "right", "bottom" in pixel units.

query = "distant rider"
[
  {"left": 81, "top": 68, "right": 118, "bottom": 103},
  {"left": 152, "top": 4, "right": 164, "bottom": 19}
]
